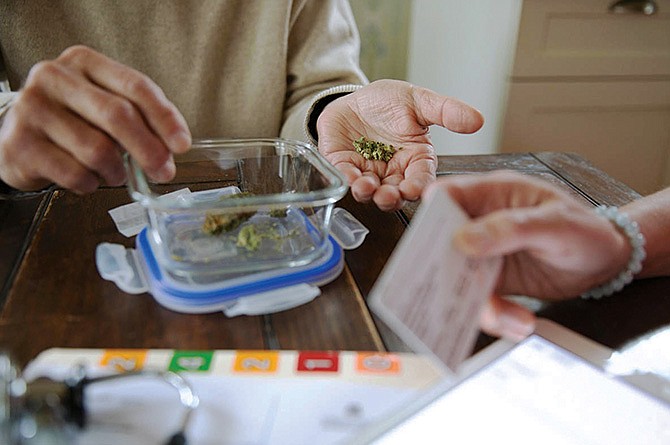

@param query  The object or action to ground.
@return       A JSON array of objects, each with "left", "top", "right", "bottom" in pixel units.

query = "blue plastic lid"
[{"left": 136, "top": 227, "right": 344, "bottom": 310}]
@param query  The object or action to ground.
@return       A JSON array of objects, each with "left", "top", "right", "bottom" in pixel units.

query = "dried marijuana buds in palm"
[{"left": 353, "top": 136, "right": 401, "bottom": 162}]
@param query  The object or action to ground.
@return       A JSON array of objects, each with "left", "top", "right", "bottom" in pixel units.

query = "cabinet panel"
[
  {"left": 500, "top": 81, "right": 670, "bottom": 194},
  {"left": 513, "top": 0, "right": 670, "bottom": 77}
]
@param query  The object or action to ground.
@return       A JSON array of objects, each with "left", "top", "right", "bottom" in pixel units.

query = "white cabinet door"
[
  {"left": 512, "top": 0, "right": 670, "bottom": 77},
  {"left": 500, "top": 80, "right": 670, "bottom": 194}
]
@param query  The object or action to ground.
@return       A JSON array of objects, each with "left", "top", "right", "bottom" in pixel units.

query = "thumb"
[{"left": 411, "top": 86, "right": 484, "bottom": 134}]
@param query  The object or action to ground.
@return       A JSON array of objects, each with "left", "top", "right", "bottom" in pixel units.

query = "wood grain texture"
[
  {"left": 534, "top": 152, "right": 642, "bottom": 206},
  {"left": 0, "top": 188, "right": 265, "bottom": 367},
  {"left": 270, "top": 266, "right": 384, "bottom": 352},
  {"left": 0, "top": 192, "right": 49, "bottom": 304},
  {"left": 0, "top": 152, "right": 666, "bottom": 368},
  {"left": 344, "top": 152, "right": 668, "bottom": 354}
]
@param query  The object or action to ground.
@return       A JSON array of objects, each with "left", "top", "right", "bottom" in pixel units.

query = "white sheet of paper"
[
  {"left": 76, "top": 376, "right": 419, "bottom": 445},
  {"left": 367, "top": 335, "right": 670, "bottom": 445},
  {"left": 369, "top": 187, "right": 502, "bottom": 372},
  {"left": 23, "top": 349, "right": 445, "bottom": 445}
]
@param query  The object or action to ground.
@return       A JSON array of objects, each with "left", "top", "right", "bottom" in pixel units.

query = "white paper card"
[{"left": 369, "top": 187, "right": 502, "bottom": 372}]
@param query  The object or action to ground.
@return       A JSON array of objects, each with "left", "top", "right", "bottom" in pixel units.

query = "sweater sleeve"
[{"left": 279, "top": 0, "right": 368, "bottom": 144}]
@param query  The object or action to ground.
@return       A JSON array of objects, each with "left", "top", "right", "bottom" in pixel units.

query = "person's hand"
[
  {"left": 316, "top": 79, "right": 484, "bottom": 211},
  {"left": 425, "top": 171, "right": 631, "bottom": 341},
  {"left": 0, "top": 45, "right": 191, "bottom": 194}
]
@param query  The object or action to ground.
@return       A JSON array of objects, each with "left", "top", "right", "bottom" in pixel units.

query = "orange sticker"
[
  {"left": 356, "top": 352, "right": 400, "bottom": 374},
  {"left": 100, "top": 350, "right": 147, "bottom": 373},
  {"left": 233, "top": 351, "right": 279, "bottom": 373}
]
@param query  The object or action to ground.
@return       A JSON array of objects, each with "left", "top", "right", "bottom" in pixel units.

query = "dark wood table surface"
[{"left": 2, "top": 152, "right": 669, "bottom": 368}]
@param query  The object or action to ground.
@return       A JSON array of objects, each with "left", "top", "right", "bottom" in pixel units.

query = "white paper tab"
[
  {"left": 107, "top": 201, "right": 150, "bottom": 237},
  {"left": 369, "top": 187, "right": 502, "bottom": 372},
  {"left": 107, "top": 188, "right": 191, "bottom": 237}
]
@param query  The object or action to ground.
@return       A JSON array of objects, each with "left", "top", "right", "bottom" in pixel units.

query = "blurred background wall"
[
  {"left": 350, "top": 0, "right": 670, "bottom": 194},
  {"left": 350, "top": 0, "right": 523, "bottom": 156},
  {"left": 349, "top": 0, "right": 411, "bottom": 81}
]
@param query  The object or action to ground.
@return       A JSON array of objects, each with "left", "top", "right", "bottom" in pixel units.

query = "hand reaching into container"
[
  {"left": 0, "top": 45, "right": 191, "bottom": 194},
  {"left": 316, "top": 79, "right": 484, "bottom": 211}
]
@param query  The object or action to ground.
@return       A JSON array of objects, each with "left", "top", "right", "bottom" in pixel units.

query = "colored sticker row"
[{"left": 100, "top": 350, "right": 401, "bottom": 375}]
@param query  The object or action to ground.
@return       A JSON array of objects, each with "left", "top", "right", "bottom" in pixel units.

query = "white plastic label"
[
  {"left": 222, "top": 284, "right": 321, "bottom": 317},
  {"left": 328, "top": 207, "right": 369, "bottom": 250},
  {"left": 95, "top": 243, "right": 148, "bottom": 294}
]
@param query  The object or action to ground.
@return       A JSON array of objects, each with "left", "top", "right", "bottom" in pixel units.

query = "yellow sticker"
[
  {"left": 233, "top": 351, "right": 279, "bottom": 373},
  {"left": 100, "top": 350, "right": 147, "bottom": 373}
]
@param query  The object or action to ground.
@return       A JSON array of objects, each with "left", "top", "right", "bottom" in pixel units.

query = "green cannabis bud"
[
  {"left": 236, "top": 225, "right": 262, "bottom": 251},
  {"left": 236, "top": 223, "right": 285, "bottom": 252},
  {"left": 353, "top": 136, "right": 400, "bottom": 162},
  {"left": 202, "top": 192, "right": 253, "bottom": 234},
  {"left": 269, "top": 208, "right": 288, "bottom": 218},
  {"left": 202, "top": 192, "right": 266, "bottom": 235},
  {"left": 202, "top": 211, "right": 255, "bottom": 235}
]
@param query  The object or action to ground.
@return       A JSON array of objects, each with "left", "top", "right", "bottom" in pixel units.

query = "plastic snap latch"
[
  {"left": 222, "top": 284, "right": 321, "bottom": 317},
  {"left": 95, "top": 243, "right": 149, "bottom": 294},
  {"left": 328, "top": 207, "right": 369, "bottom": 250}
]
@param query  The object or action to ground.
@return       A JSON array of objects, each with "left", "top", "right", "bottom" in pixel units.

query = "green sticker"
[{"left": 169, "top": 350, "right": 214, "bottom": 372}]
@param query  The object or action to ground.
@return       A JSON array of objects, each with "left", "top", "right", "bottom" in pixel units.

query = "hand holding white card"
[{"left": 369, "top": 187, "right": 502, "bottom": 372}]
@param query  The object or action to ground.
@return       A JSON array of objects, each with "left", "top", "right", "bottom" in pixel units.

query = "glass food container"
[{"left": 125, "top": 138, "right": 348, "bottom": 277}]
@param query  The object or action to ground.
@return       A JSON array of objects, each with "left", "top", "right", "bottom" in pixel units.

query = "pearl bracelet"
[{"left": 581, "top": 205, "right": 646, "bottom": 300}]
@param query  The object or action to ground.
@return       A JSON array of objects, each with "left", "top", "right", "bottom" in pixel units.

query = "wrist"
[
  {"left": 581, "top": 205, "right": 646, "bottom": 300},
  {"left": 303, "top": 84, "right": 363, "bottom": 146},
  {"left": 621, "top": 188, "right": 670, "bottom": 278}
]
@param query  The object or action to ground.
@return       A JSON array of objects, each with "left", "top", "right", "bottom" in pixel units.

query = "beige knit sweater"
[{"left": 0, "top": 0, "right": 367, "bottom": 142}]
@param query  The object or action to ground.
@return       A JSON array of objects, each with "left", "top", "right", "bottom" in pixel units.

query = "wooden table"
[{"left": 2, "top": 152, "right": 669, "bottom": 368}]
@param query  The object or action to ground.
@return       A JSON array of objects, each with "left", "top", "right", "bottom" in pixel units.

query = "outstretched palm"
[{"left": 317, "top": 79, "right": 484, "bottom": 211}]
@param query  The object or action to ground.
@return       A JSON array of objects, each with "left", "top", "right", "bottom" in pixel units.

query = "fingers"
[
  {"left": 373, "top": 184, "right": 404, "bottom": 212},
  {"left": 479, "top": 295, "right": 536, "bottom": 341},
  {"left": 29, "top": 142, "right": 101, "bottom": 194},
  {"left": 411, "top": 85, "right": 484, "bottom": 134},
  {"left": 350, "top": 174, "right": 379, "bottom": 202},
  {"left": 451, "top": 189, "right": 619, "bottom": 260},
  {"left": 327, "top": 141, "right": 436, "bottom": 210},
  {"left": 1, "top": 46, "right": 191, "bottom": 192},
  {"left": 431, "top": 171, "right": 630, "bottom": 286},
  {"left": 453, "top": 208, "right": 537, "bottom": 257},
  {"left": 323, "top": 148, "right": 407, "bottom": 211},
  {"left": 0, "top": 119, "right": 101, "bottom": 194},
  {"left": 453, "top": 204, "right": 587, "bottom": 260},
  {"left": 350, "top": 175, "right": 406, "bottom": 211},
  {"left": 19, "top": 89, "right": 126, "bottom": 187},
  {"left": 349, "top": 174, "right": 425, "bottom": 212},
  {"left": 37, "top": 49, "right": 180, "bottom": 182},
  {"left": 324, "top": 152, "right": 364, "bottom": 186},
  {"left": 61, "top": 46, "right": 191, "bottom": 154},
  {"left": 398, "top": 153, "right": 437, "bottom": 201},
  {"left": 399, "top": 178, "right": 427, "bottom": 201},
  {"left": 321, "top": 151, "right": 380, "bottom": 204}
]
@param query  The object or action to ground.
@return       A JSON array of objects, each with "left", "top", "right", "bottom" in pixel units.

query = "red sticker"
[{"left": 297, "top": 351, "right": 339, "bottom": 372}]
